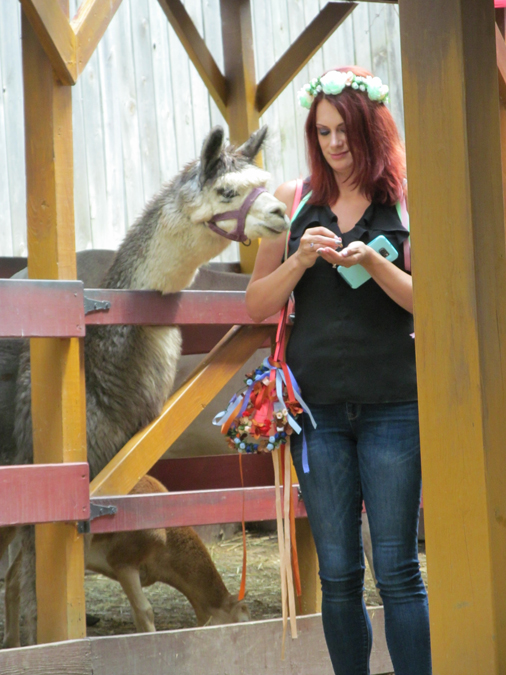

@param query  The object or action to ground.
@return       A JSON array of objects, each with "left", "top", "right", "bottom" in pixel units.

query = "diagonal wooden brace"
[
  {"left": 20, "top": 0, "right": 126, "bottom": 86},
  {"left": 72, "top": 0, "right": 124, "bottom": 76},
  {"left": 157, "top": 0, "right": 228, "bottom": 119},
  {"left": 90, "top": 324, "right": 273, "bottom": 497},
  {"left": 20, "top": 0, "right": 77, "bottom": 85},
  {"left": 255, "top": 2, "right": 357, "bottom": 117}
]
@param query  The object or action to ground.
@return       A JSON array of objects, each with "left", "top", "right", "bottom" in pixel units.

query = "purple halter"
[{"left": 206, "top": 186, "right": 267, "bottom": 244}]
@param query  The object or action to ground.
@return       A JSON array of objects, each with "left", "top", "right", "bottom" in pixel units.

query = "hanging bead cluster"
[{"left": 223, "top": 362, "right": 303, "bottom": 454}]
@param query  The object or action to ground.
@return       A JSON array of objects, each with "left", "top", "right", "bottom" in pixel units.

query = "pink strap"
[
  {"left": 290, "top": 179, "right": 304, "bottom": 220},
  {"left": 276, "top": 179, "right": 305, "bottom": 359}
]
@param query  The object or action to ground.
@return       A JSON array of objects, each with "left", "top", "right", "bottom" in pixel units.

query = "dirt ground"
[{"left": 0, "top": 529, "right": 427, "bottom": 640}]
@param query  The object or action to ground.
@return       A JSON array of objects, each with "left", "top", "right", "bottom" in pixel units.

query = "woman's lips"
[{"left": 330, "top": 150, "right": 348, "bottom": 159}]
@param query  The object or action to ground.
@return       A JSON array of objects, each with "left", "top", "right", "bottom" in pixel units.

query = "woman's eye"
[{"left": 318, "top": 129, "right": 330, "bottom": 136}]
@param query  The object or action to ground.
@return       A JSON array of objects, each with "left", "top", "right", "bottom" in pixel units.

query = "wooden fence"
[{"left": 0, "top": 275, "right": 394, "bottom": 675}]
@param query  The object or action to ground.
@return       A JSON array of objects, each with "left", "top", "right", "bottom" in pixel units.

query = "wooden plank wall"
[
  {"left": 0, "top": 0, "right": 404, "bottom": 260},
  {"left": 0, "top": 612, "right": 393, "bottom": 675}
]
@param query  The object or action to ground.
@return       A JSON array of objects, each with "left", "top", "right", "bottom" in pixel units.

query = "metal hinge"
[
  {"left": 78, "top": 502, "right": 118, "bottom": 534},
  {"left": 83, "top": 296, "right": 111, "bottom": 315}
]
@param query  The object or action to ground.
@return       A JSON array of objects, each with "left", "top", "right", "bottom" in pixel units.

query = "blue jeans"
[{"left": 291, "top": 401, "right": 431, "bottom": 675}]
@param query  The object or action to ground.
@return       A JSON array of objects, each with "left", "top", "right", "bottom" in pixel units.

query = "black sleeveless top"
[{"left": 285, "top": 200, "right": 417, "bottom": 404}]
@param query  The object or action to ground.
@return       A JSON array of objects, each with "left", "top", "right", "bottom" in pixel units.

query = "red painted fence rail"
[
  {"left": 0, "top": 279, "right": 85, "bottom": 338},
  {"left": 88, "top": 485, "right": 307, "bottom": 533},
  {"left": 0, "top": 463, "right": 90, "bottom": 527},
  {"left": 0, "top": 281, "right": 281, "bottom": 349}
]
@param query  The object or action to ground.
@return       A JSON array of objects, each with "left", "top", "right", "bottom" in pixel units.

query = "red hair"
[{"left": 305, "top": 66, "right": 405, "bottom": 206}]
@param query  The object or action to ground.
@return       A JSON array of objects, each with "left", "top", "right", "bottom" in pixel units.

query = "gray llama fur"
[{"left": 0, "top": 125, "right": 288, "bottom": 645}]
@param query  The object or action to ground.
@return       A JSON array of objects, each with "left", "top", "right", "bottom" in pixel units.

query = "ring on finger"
[{"left": 310, "top": 242, "right": 314, "bottom": 248}]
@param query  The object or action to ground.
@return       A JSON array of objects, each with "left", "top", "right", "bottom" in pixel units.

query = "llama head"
[
  {"left": 186, "top": 126, "right": 289, "bottom": 243},
  {"left": 206, "top": 594, "right": 251, "bottom": 626}
]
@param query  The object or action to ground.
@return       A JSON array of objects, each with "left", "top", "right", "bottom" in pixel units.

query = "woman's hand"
[
  {"left": 317, "top": 240, "right": 414, "bottom": 313},
  {"left": 296, "top": 226, "right": 342, "bottom": 269},
  {"left": 317, "top": 240, "right": 369, "bottom": 268}
]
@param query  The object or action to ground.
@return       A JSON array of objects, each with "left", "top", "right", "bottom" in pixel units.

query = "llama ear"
[
  {"left": 238, "top": 126, "right": 268, "bottom": 162},
  {"left": 200, "top": 126, "right": 224, "bottom": 185}
]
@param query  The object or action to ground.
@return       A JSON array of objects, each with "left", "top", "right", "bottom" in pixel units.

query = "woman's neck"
[
  {"left": 330, "top": 171, "right": 371, "bottom": 232},
  {"left": 333, "top": 169, "right": 361, "bottom": 199}
]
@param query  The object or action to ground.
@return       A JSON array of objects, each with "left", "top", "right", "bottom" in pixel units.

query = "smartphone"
[{"left": 337, "top": 235, "right": 398, "bottom": 289}]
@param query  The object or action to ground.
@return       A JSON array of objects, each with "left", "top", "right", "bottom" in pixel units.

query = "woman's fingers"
[
  {"left": 317, "top": 243, "right": 365, "bottom": 268},
  {"left": 301, "top": 233, "right": 342, "bottom": 250},
  {"left": 306, "top": 226, "right": 339, "bottom": 238}
]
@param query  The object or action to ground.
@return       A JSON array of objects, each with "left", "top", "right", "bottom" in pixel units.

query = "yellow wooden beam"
[
  {"left": 220, "top": 0, "right": 260, "bottom": 273},
  {"left": 90, "top": 325, "right": 273, "bottom": 497},
  {"left": 157, "top": 0, "right": 228, "bottom": 120},
  {"left": 20, "top": 0, "right": 77, "bottom": 85},
  {"left": 22, "top": 9, "right": 86, "bottom": 643},
  {"left": 399, "top": 0, "right": 506, "bottom": 672},
  {"left": 255, "top": 2, "right": 357, "bottom": 117},
  {"left": 71, "top": 0, "right": 124, "bottom": 77}
]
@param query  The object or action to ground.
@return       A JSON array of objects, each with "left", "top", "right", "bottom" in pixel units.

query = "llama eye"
[{"left": 216, "top": 187, "right": 238, "bottom": 201}]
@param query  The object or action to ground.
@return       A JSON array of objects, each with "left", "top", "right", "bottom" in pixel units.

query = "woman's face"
[{"left": 315, "top": 98, "right": 354, "bottom": 179}]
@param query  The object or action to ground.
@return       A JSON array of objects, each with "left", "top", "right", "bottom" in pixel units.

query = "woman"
[{"left": 246, "top": 66, "right": 431, "bottom": 675}]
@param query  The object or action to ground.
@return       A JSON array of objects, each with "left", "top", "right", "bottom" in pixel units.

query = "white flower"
[
  {"left": 345, "top": 71, "right": 355, "bottom": 86},
  {"left": 298, "top": 87, "right": 314, "bottom": 109},
  {"left": 320, "top": 71, "right": 347, "bottom": 95},
  {"left": 359, "top": 84, "right": 366, "bottom": 91},
  {"left": 379, "top": 84, "right": 389, "bottom": 100},
  {"left": 352, "top": 82, "right": 359, "bottom": 89}
]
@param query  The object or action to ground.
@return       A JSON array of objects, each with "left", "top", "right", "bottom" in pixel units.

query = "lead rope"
[
  {"left": 237, "top": 453, "right": 247, "bottom": 602},
  {"left": 232, "top": 179, "right": 306, "bottom": 654}
]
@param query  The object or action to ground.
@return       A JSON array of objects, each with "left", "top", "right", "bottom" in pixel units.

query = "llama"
[
  {"left": 2, "top": 476, "right": 250, "bottom": 647},
  {"left": 0, "top": 124, "right": 288, "bottom": 644}
]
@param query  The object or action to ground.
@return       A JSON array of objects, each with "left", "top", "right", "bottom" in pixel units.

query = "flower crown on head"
[{"left": 297, "top": 70, "right": 389, "bottom": 109}]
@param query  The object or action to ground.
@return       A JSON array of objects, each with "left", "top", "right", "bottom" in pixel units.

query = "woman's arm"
[
  {"left": 318, "top": 241, "right": 413, "bottom": 313},
  {"left": 246, "top": 181, "right": 341, "bottom": 322}
]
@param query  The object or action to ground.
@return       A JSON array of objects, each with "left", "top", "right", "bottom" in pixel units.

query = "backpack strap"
[
  {"left": 396, "top": 192, "right": 411, "bottom": 272},
  {"left": 290, "top": 179, "right": 304, "bottom": 220}
]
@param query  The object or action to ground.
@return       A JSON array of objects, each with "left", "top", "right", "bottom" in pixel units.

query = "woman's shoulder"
[
  {"left": 276, "top": 177, "right": 313, "bottom": 219},
  {"left": 274, "top": 180, "right": 298, "bottom": 215}
]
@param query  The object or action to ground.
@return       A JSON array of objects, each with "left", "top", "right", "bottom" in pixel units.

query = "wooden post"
[
  {"left": 22, "top": 4, "right": 87, "bottom": 643},
  {"left": 220, "top": 0, "right": 260, "bottom": 273},
  {"left": 399, "top": 1, "right": 506, "bottom": 672},
  {"left": 497, "top": 26, "right": 506, "bottom": 228}
]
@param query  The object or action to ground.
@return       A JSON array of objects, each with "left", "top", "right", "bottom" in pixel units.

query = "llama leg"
[
  {"left": 3, "top": 547, "right": 22, "bottom": 648},
  {"left": 19, "top": 526, "right": 37, "bottom": 645},
  {"left": 362, "top": 512, "right": 377, "bottom": 585},
  {"left": 0, "top": 527, "right": 17, "bottom": 565},
  {"left": 115, "top": 567, "right": 156, "bottom": 633}
]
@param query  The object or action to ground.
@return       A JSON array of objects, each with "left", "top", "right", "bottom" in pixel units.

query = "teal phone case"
[{"left": 337, "top": 235, "right": 398, "bottom": 289}]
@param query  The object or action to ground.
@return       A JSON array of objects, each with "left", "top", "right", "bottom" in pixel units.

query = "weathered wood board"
[{"left": 0, "top": 612, "right": 393, "bottom": 675}]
